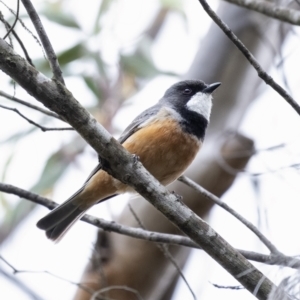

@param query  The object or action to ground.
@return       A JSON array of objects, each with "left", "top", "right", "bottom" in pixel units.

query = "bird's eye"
[{"left": 183, "top": 88, "right": 192, "bottom": 95}]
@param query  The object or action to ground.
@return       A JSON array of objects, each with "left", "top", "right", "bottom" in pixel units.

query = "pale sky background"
[{"left": 1, "top": 0, "right": 300, "bottom": 299}]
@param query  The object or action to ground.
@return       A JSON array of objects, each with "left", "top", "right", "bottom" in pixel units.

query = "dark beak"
[{"left": 202, "top": 82, "right": 221, "bottom": 94}]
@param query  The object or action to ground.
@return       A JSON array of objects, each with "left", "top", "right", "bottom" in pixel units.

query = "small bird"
[{"left": 37, "top": 80, "right": 221, "bottom": 241}]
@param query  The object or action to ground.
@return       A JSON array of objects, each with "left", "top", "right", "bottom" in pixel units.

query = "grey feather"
[{"left": 118, "top": 103, "right": 161, "bottom": 143}]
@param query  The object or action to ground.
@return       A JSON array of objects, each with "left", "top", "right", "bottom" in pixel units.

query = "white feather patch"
[{"left": 186, "top": 92, "right": 212, "bottom": 121}]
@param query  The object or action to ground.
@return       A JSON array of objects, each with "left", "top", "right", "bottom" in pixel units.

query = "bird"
[{"left": 37, "top": 79, "right": 221, "bottom": 241}]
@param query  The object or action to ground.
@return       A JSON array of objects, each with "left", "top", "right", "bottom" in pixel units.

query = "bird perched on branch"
[{"left": 37, "top": 80, "right": 221, "bottom": 241}]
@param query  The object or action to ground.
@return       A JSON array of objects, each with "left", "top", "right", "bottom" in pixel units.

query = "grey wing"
[
  {"left": 83, "top": 103, "right": 161, "bottom": 188},
  {"left": 118, "top": 103, "right": 161, "bottom": 144}
]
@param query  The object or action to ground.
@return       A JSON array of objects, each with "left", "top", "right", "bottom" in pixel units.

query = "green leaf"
[
  {"left": 93, "top": 0, "right": 115, "bottom": 34},
  {"left": 57, "top": 43, "right": 87, "bottom": 66},
  {"left": 83, "top": 75, "right": 103, "bottom": 100},
  {"left": 31, "top": 138, "right": 86, "bottom": 195},
  {"left": 42, "top": 9, "right": 80, "bottom": 29},
  {"left": 0, "top": 151, "right": 15, "bottom": 211},
  {"left": 160, "top": 0, "right": 184, "bottom": 11},
  {"left": 120, "top": 38, "right": 178, "bottom": 79},
  {"left": 35, "top": 42, "right": 88, "bottom": 74},
  {"left": 0, "top": 127, "right": 37, "bottom": 144}
]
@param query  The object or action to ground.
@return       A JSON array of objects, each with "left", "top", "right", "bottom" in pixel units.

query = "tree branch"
[
  {"left": 2, "top": 0, "right": 20, "bottom": 40},
  {"left": 178, "top": 176, "right": 280, "bottom": 254},
  {"left": 0, "top": 90, "right": 62, "bottom": 120},
  {"left": 0, "top": 39, "right": 283, "bottom": 299},
  {"left": 0, "top": 255, "right": 95, "bottom": 295},
  {"left": 196, "top": 0, "right": 300, "bottom": 116},
  {"left": 223, "top": 0, "right": 300, "bottom": 26},
  {"left": 20, "top": 0, "right": 65, "bottom": 84},
  {"left": 0, "top": 267, "right": 44, "bottom": 300},
  {"left": 0, "top": 104, "right": 73, "bottom": 131},
  {"left": 1, "top": 182, "right": 300, "bottom": 270},
  {"left": 128, "top": 204, "right": 197, "bottom": 300}
]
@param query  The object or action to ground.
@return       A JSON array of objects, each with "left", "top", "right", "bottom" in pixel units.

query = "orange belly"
[
  {"left": 78, "top": 117, "right": 201, "bottom": 208},
  {"left": 123, "top": 118, "right": 201, "bottom": 185}
]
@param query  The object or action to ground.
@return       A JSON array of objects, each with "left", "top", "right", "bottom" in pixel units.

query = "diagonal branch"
[
  {"left": 20, "top": 0, "right": 65, "bottom": 85},
  {"left": 0, "top": 103, "right": 73, "bottom": 131},
  {"left": 0, "top": 267, "right": 44, "bottom": 300},
  {"left": 223, "top": 0, "right": 300, "bottom": 26},
  {"left": 128, "top": 204, "right": 196, "bottom": 300},
  {"left": 196, "top": 0, "right": 300, "bottom": 116},
  {"left": 1, "top": 182, "right": 300, "bottom": 270},
  {"left": 0, "top": 255, "right": 95, "bottom": 295},
  {"left": 0, "top": 90, "right": 64, "bottom": 120},
  {"left": 178, "top": 176, "right": 280, "bottom": 254},
  {"left": 0, "top": 38, "right": 284, "bottom": 300},
  {"left": 3, "top": 0, "right": 20, "bottom": 40}
]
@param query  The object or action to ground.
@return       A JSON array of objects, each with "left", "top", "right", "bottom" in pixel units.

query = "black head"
[
  {"left": 161, "top": 80, "right": 221, "bottom": 120},
  {"left": 163, "top": 80, "right": 207, "bottom": 99},
  {"left": 160, "top": 80, "right": 221, "bottom": 139}
]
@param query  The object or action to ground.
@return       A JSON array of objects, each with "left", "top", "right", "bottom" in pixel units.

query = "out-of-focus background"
[{"left": 1, "top": 0, "right": 300, "bottom": 299}]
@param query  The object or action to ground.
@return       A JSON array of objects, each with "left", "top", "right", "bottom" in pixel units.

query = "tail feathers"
[
  {"left": 45, "top": 208, "right": 87, "bottom": 242},
  {"left": 36, "top": 195, "right": 88, "bottom": 242},
  {"left": 37, "top": 193, "right": 118, "bottom": 242}
]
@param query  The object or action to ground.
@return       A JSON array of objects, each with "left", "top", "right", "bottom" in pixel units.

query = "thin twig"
[
  {"left": 215, "top": 145, "right": 300, "bottom": 177},
  {"left": 0, "top": 266, "right": 44, "bottom": 300},
  {"left": 0, "top": 0, "right": 44, "bottom": 62},
  {"left": 196, "top": 0, "right": 300, "bottom": 115},
  {"left": 3, "top": 0, "right": 19, "bottom": 40},
  {"left": 223, "top": 0, "right": 300, "bottom": 26},
  {"left": 0, "top": 11, "right": 13, "bottom": 47},
  {"left": 0, "top": 19, "right": 34, "bottom": 66},
  {"left": 128, "top": 204, "right": 197, "bottom": 300},
  {"left": 210, "top": 282, "right": 244, "bottom": 290},
  {"left": 0, "top": 255, "right": 95, "bottom": 295},
  {"left": 0, "top": 90, "right": 62, "bottom": 120},
  {"left": 91, "top": 286, "right": 144, "bottom": 300},
  {"left": 178, "top": 175, "right": 280, "bottom": 254},
  {"left": 0, "top": 104, "right": 73, "bottom": 131},
  {"left": 20, "top": 0, "right": 65, "bottom": 84},
  {"left": 222, "top": 143, "right": 287, "bottom": 159},
  {"left": 1, "top": 182, "right": 300, "bottom": 269}
]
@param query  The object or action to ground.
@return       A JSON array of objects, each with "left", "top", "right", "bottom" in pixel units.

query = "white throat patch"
[{"left": 186, "top": 92, "right": 212, "bottom": 121}]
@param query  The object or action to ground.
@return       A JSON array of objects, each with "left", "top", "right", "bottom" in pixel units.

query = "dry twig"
[
  {"left": 20, "top": 0, "right": 65, "bottom": 84},
  {"left": 0, "top": 104, "right": 73, "bottom": 131},
  {"left": 196, "top": 0, "right": 300, "bottom": 115}
]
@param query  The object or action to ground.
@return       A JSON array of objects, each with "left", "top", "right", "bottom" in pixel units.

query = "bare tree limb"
[
  {"left": 0, "top": 103, "right": 73, "bottom": 131},
  {"left": 2, "top": 0, "right": 20, "bottom": 40},
  {"left": 178, "top": 175, "right": 280, "bottom": 254},
  {"left": 0, "top": 11, "right": 34, "bottom": 66},
  {"left": 128, "top": 204, "right": 197, "bottom": 300},
  {"left": 0, "top": 39, "right": 284, "bottom": 299},
  {"left": 0, "top": 267, "right": 44, "bottom": 300},
  {"left": 0, "top": 90, "right": 64, "bottom": 120},
  {"left": 0, "top": 255, "right": 95, "bottom": 295},
  {"left": 196, "top": 0, "right": 300, "bottom": 116},
  {"left": 1, "top": 182, "right": 300, "bottom": 270},
  {"left": 223, "top": 0, "right": 300, "bottom": 26},
  {"left": 20, "top": 0, "right": 65, "bottom": 85},
  {"left": 0, "top": 0, "right": 42, "bottom": 64}
]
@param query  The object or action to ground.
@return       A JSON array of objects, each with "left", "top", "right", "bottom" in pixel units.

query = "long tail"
[
  {"left": 37, "top": 165, "right": 120, "bottom": 241},
  {"left": 37, "top": 192, "right": 116, "bottom": 242},
  {"left": 36, "top": 192, "right": 88, "bottom": 242}
]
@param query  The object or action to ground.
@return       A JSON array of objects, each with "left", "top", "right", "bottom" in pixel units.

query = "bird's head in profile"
[{"left": 162, "top": 80, "right": 221, "bottom": 122}]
